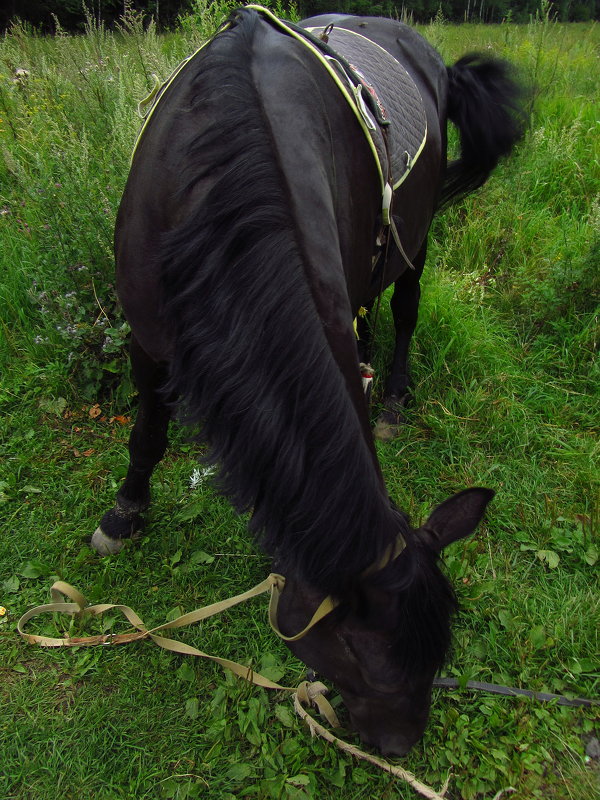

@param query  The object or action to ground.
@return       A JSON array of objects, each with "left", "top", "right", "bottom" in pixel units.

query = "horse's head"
[{"left": 276, "top": 488, "right": 493, "bottom": 756}]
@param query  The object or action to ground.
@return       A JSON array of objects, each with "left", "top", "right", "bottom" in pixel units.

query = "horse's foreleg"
[
  {"left": 374, "top": 246, "right": 425, "bottom": 441},
  {"left": 91, "top": 336, "right": 171, "bottom": 554}
]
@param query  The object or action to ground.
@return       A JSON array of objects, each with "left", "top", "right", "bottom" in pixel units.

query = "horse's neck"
[
  {"left": 253, "top": 344, "right": 398, "bottom": 595},
  {"left": 157, "top": 15, "right": 399, "bottom": 596}
]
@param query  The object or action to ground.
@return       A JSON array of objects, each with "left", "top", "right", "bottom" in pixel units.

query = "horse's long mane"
[
  {"left": 159, "top": 10, "right": 405, "bottom": 595},
  {"left": 368, "top": 537, "right": 458, "bottom": 674}
]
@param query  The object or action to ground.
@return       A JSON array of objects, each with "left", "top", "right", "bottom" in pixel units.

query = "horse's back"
[
  {"left": 116, "top": 12, "right": 383, "bottom": 361},
  {"left": 115, "top": 11, "right": 449, "bottom": 362}
]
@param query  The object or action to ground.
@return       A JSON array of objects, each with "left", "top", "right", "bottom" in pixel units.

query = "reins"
[
  {"left": 17, "top": 576, "right": 335, "bottom": 691},
  {"left": 17, "top": 576, "right": 449, "bottom": 800},
  {"left": 17, "top": 574, "right": 596, "bottom": 800}
]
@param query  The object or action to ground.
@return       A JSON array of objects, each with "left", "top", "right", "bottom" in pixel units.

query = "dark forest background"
[{"left": 2, "top": 0, "right": 599, "bottom": 32}]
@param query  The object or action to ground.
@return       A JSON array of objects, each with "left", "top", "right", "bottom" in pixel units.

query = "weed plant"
[{"left": 0, "top": 6, "right": 598, "bottom": 800}]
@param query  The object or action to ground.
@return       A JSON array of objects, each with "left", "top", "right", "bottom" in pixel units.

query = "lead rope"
[
  {"left": 293, "top": 694, "right": 449, "bottom": 800},
  {"left": 18, "top": 579, "right": 448, "bottom": 800}
]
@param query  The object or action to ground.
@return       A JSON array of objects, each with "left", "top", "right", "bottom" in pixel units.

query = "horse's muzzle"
[{"left": 356, "top": 725, "right": 415, "bottom": 758}]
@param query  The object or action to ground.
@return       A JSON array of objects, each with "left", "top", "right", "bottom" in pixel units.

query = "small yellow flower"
[{"left": 0, "top": 607, "right": 7, "bottom": 616}]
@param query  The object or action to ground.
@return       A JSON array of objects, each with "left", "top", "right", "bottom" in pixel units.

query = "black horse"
[{"left": 92, "top": 8, "right": 524, "bottom": 755}]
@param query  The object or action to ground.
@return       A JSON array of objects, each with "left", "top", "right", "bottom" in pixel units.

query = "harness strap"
[
  {"left": 268, "top": 576, "right": 339, "bottom": 642},
  {"left": 382, "top": 182, "right": 416, "bottom": 270}
]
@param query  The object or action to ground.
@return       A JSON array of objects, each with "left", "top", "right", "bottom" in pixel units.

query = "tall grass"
[
  {"left": 0, "top": 7, "right": 598, "bottom": 800},
  {"left": 0, "top": 8, "right": 204, "bottom": 404}
]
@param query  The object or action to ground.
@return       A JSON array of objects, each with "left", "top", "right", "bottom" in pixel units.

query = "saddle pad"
[
  {"left": 133, "top": 7, "right": 427, "bottom": 195},
  {"left": 307, "top": 26, "right": 427, "bottom": 189}
]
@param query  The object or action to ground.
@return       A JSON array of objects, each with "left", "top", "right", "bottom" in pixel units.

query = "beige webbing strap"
[
  {"left": 268, "top": 576, "right": 339, "bottom": 642},
  {"left": 17, "top": 578, "right": 342, "bottom": 726},
  {"left": 295, "top": 680, "right": 341, "bottom": 728},
  {"left": 16, "top": 577, "right": 340, "bottom": 720},
  {"left": 361, "top": 532, "right": 407, "bottom": 578},
  {"left": 18, "top": 579, "right": 452, "bottom": 797}
]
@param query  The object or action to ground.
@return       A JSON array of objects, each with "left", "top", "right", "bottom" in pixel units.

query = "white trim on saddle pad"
[{"left": 304, "top": 24, "right": 428, "bottom": 192}]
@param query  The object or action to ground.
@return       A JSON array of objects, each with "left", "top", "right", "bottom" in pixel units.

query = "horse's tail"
[{"left": 440, "top": 53, "right": 527, "bottom": 207}]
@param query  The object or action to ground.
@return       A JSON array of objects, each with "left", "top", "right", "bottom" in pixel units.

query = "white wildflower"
[{"left": 189, "top": 466, "right": 215, "bottom": 490}]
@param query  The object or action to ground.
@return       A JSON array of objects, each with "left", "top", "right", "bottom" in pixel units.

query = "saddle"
[
  {"left": 249, "top": 6, "right": 427, "bottom": 266},
  {"left": 294, "top": 21, "right": 427, "bottom": 191},
  {"left": 134, "top": 7, "right": 427, "bottom": 265}
]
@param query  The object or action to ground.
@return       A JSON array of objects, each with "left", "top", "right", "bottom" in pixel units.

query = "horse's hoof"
[
  {"left": 90, "top": 527, "right": 126, "bottom": 555},
  {"left": 374, "top": 418, "right": 400, "bottom": 441},
  {"left": 373, "top": 394, "right": 410, "bottom": 440}
]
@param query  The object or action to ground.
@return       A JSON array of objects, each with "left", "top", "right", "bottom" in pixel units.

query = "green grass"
[{"left": 1, "top": 8, "right": 598, "bottom": 800}]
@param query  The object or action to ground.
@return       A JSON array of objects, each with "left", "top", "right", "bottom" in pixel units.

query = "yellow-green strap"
[
  {"left": 130, "top": 25, "right": 230, "bottom": 164},
  {"left": 137, "top": 73, "right": 161, "bottom": 117},
  {"left": 245, "top": 5, "right": 385, "bottom": 190}
]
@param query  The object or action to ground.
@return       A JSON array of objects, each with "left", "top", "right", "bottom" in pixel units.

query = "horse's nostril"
[
  {"left": 360, "top": 730, "right": 412, "bottom": 758},
  {"left": 381, "top": 741, "right": 411, "bottom": 758}
]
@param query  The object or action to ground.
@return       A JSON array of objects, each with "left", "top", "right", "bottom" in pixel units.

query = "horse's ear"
[{"left": 419, "top": 488, "right": 495, "bottom": 551}]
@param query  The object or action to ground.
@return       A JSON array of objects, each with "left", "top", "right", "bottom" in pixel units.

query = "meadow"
[{"left": 0, "top": 4, "right": 598, "bottom": 799}]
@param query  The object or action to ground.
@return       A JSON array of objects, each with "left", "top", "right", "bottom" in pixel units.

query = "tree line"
[
  {"left": 301, "top": 0, "right": 598, "bottom": 21},
  {"left": 2, "top": 0, "right": 598, "bottom": 33}
]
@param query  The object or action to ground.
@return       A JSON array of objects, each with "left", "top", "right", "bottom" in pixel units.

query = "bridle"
[{"left": 269, "top": 530, "right": 407, "bottom": 640}]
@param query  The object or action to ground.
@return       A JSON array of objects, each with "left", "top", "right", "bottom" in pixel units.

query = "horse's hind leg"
[
  {"left": 91, "top": 336, "right": 171, "bottom": 554},
  {"left": 374, "top": 244, "right": 426, "bottom": 441}
]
